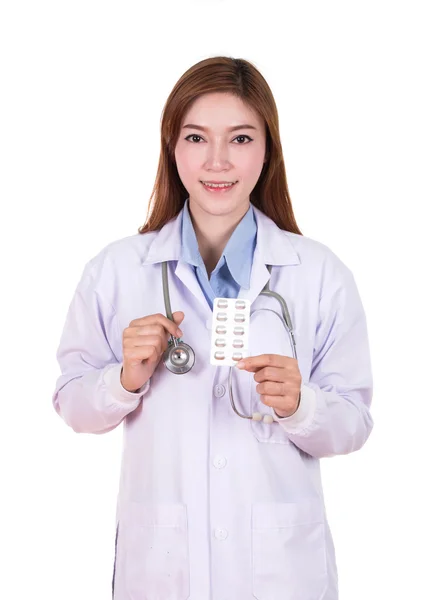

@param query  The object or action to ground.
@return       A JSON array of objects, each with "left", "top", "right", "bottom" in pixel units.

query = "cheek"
[
  {"left": 175, "top": 146, "right": 202, "bottom": 182},
  {"left": 237, "top": 147, "right": 266, "bottom": 180}
]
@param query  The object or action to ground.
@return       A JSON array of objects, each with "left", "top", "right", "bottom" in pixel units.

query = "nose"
[{"left": 204, "top": 141, "right": 231, "bottom": 170}]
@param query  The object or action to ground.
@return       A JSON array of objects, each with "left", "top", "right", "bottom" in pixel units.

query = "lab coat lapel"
[
  {"left": 237, "top": 256, "right": 271, "bottom": 306},
  {"left": 238, "top": 205, "right": 301, "bottom": 306},
  {"left": 141, "top": 210, "right": 211, "bottom": 316},
  {"left": 174, "top": 260, "right": 211, "bottom": 315}
]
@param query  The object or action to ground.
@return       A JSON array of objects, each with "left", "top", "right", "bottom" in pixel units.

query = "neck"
[{"left": 188, "top": 199, "right": 250, "bottom": 277}]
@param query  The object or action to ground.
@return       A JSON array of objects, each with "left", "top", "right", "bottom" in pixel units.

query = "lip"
[
  {"left": 200, "top": 180, "right": 238, "bottom": 184},
  {"left": 200, "top": 181, "right": 238, "bottom": 193}
]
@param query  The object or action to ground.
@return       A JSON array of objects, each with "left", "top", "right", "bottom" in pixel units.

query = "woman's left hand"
[{"left": 236, "top": 354, "right": 302, "bottom": 418}]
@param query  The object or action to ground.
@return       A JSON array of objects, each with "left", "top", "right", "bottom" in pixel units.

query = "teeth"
[{"left": 202, "top": 181, "right": 235, "bottom": 188}]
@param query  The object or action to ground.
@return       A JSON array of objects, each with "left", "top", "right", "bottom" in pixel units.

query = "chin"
[
  {"left": 198, "top": 198, "right": 241, "bottom": 214},
  {"left": 192, "top": 190, "right": 247, "bottom": 209}
]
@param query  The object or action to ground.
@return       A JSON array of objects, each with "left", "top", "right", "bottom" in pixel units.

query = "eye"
[
  {"left": 185, "top": 134, "right": 204, "bottom": 143},
  {"left": 233, "top": 135, "right": 253, "bottom": 144},
  {"left": 184, "top": 134, "right": 253, "bottom": 144}
]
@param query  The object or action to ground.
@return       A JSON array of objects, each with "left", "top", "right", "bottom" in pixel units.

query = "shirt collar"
[
  {"left": 141, "top": 201, "right": 300, "bottom": 269},
  {"left": 180, "top": 198, "right": 257, "bottom": 289}
]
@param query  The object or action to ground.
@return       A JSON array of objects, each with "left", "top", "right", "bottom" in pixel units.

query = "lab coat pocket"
[
  {"left": 252, "top": 500, "right": 328, "bottom": 600},
  {"left": 124, "top": 502, "right": 190, "bottom": 600}
]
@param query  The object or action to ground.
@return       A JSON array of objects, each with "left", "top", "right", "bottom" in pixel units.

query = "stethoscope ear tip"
[
  {"left": 263, "top": 414, "right": 275, "bottom": 424},
  {"left": 252, "top": 412, "right": 275, "bottom": 423}
]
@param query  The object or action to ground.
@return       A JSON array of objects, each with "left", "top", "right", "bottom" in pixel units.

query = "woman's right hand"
[{"left": 120, "top": 311, "right": 185, "bottom": 392}]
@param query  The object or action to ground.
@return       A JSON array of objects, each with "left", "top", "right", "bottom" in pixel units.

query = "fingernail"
[
  {"left": 177, "top": 329, "right": 183, "bottom": 337},
  {"left": 236, "top": 360, "right": 246, "bottom": 369}
]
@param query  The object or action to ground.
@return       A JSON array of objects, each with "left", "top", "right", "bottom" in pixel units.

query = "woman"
[{"left": 52, "top": 56, "right": 374, "bottom": 600}]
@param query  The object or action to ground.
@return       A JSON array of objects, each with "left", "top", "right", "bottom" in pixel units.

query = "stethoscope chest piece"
[{"left": 163, "top": 339, "right": 195, "bottom": 374}]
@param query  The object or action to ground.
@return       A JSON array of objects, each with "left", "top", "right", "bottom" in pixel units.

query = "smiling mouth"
[{"left": 200, "top": 181, "right": 238, "bottom": 188}]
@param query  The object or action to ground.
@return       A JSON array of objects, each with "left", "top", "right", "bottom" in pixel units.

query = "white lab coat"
[{"left": 52, "top": 204, "right": 374, "bottom": 600}]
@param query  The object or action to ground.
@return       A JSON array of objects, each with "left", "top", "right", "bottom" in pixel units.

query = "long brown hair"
[{"left": 138, "top": 56, "right": 302, "bottom": 236}]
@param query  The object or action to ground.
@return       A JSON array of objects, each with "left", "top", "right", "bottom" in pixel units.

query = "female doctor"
[{"left": 52, "top": 56, "right": 374, "bottom": 600}]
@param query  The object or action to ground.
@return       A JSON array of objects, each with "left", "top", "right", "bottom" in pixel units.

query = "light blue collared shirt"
[{"left": 180, "top": 198, "right": 257, "bottom": 309}]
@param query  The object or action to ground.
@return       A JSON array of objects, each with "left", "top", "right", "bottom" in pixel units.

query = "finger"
[
  {"left": 130, "top": 313, "right": 183, "bottom": 338},
  {"left": 124, "top": 344, "right": 160, "bottom": 366},
  {"left": 260, "top": 394, "right": 283, "bottom": 407},
  {"left": 253, "top": 366, "right": 285, "bottom": 383},
  {"left": 124, "top": 326, "right": 170, "bottom": 355},
  {"left": 256, "top": 380, "right": 287, "bottom": 396},
  {"left": 172, "top": 311, "right": 185, "bottom": 327},
  {"left": 125, "top": 324, "right": 181, "bottom": 348},
  {"left": 125, "top": 324, "right": 163, "bottom": 338},
  {"left": 124, "top": 334, "right": 167, "bottom": 355},
  {"left": 236, "top": 354, "right": 288, "bottom": 372},
  {"left": 260, "top": 393, "right": 300, "bottom": 417}
]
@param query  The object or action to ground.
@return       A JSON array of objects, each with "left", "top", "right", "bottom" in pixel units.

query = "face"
[{"left": 174, "top": 92, "right": 267, "bottom": 219}]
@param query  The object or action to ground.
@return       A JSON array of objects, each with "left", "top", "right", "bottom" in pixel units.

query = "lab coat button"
[
  {"left": 213, "top": 455, "right": 227, "bottom": 469},
  {"left": 214, "top": 528, "right": 228, "bottom": 540},
  {"left": 213, "top": 384, "right": 226, "bottom": 398}
]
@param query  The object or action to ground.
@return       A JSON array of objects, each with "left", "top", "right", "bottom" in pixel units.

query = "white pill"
[{"left": 233, "top": 326, "right": 244, "bottom": 335}]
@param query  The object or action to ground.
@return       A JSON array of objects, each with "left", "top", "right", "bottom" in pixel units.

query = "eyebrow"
[{"left": 182, "top": 123, "right": 257, "bottom": 132}]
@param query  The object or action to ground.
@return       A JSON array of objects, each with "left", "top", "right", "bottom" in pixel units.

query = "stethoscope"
[{"left": 162, "top": 261, "right": 297, "bottom": 424}]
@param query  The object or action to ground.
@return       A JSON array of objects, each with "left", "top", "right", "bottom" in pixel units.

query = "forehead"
[{"left": 183, "top": 92, "right": 264, "bottom": 130}]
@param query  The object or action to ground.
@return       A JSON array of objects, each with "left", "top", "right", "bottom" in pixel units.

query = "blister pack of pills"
[{"left": 210, "top": 298, "right": 251, "bottom": 366}]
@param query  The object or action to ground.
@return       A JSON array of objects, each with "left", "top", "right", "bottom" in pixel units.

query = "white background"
[{"left": 1, "top": 1, "right": 421, "bottom": 598}]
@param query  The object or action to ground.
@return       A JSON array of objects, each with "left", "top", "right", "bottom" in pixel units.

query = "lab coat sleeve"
[
  {"left": 52, "top": 258, "right": 150, "bottom": 434},
  {"left": 273, "top": 260, "right": 374, "bottom": 458}
]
